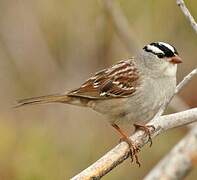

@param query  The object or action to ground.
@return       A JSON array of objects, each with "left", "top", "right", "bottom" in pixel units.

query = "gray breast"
[
  {"left": 123, "top": 76, "right": 176, "bottom": 124},
  {"left": 108, "top": 75, "right": 176, "bottom": 125}
]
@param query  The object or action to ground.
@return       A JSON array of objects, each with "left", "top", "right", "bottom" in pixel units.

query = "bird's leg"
[
  {"left": 111, "top": 123, "right": 141, "bottom": 166},
  {"left": 133, "top": 123, "right": 155, "bottom": 147}
]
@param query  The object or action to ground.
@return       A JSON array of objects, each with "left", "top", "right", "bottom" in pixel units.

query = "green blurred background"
[{"left": 0, "top": 0, "right": 196, "bottom": 179}]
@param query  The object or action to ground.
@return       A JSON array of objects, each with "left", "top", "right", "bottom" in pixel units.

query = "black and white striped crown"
[{"left": 143, "top": 42, "right": 178, "bottom": 58}]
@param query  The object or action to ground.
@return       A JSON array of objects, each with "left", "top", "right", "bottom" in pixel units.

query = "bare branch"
[
  {"left": 144, "top": 124, "right": 197, "bottom": 180},
  {"left": 71, "top": 69, "right": 197, "bottom": 180},
  {"left": 176, "top": 0, "right": 197, "bottom": 33},
  {"left": 102, "top": 0, "right": 140, "bottom": 52},
  {"left": 72, "top": 108, "right": 197, "bottom": 180}
]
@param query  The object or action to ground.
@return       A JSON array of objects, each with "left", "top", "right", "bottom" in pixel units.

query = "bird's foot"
[
  {"left": 133, "top": 123, "right": 155, "bottom": 147},
  {"left": 111, "top": 123, "right": 141, "bottom": 166},
  {"left": 119, "top": 136, "right": 141, "bottom": 166}
]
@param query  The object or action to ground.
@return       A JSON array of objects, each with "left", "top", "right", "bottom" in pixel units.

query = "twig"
[
  {"left": 71, "top": 69, "right": 197, "bottom": 180},
  {"left": 176, "top": 0, "right": 197, "bottom": 33},
  {"left": 102, "top": 0, "right": 140, "bottom": 53}
]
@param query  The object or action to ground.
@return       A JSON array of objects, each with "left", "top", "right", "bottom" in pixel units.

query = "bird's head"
[{"left": 142, "top": 41, "right": 182, "bottom": 76}]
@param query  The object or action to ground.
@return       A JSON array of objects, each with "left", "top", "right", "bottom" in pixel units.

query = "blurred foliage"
[{"left": 0, "top": 0, "right": 196, "bottom": 179}]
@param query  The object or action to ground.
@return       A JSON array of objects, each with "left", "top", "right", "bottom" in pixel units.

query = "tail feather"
[{"left": 15, "top": 94, "right": 70, "bottom": 108}]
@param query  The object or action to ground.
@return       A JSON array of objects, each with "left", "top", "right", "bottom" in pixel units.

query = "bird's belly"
[{"left": 90, "top": 95, "right": 161, "bottom": 124}]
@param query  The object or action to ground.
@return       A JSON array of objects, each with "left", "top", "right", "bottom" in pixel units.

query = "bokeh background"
[{"left": 0, "top": 0, "right": 196, "bottom": 179}]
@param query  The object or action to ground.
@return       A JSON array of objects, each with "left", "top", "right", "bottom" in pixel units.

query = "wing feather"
[{"left": 68, "top": 59, "right": 140, "bottom": 99}]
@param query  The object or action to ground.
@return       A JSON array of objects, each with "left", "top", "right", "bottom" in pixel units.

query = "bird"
[{"left": 16, "top": 41, "right": 182, "bottom": 166}]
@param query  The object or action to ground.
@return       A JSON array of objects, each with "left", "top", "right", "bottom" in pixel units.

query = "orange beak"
[{"left": 169, "top": 55, "right": 182, "bottom": 64}]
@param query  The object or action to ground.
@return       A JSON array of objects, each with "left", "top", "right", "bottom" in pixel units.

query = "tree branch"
[
  {"left": 72, "top": 108, "right": 197, "bottom": 180},
  {"left": 102, "top": 0, "right": 140, "bottom": 52},
  {"left": 71, "top": 69, "right": 197, "bottom": 180},
  {"left": 176, "top": 0, "right": 197, "bottom": 33},
  {"left": 144, "top": 124, "right": 197, "bottom": 180}
]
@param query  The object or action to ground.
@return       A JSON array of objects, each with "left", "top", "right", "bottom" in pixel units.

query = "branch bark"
[
  {"left": 71, "top": 69, "right": 197, "bottom": 180},
  {"left": 176, "top": 0, "right": 197, "bottom": 33}
]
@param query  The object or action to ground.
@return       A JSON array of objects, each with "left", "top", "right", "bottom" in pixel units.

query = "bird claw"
[
  {"left": 111, "top": 123, "right": 141, "bottom": 166},
  {"left": 119, "top": 136, "right": 141, "bottom": 167},
  {"left": 134, "top": 124, "right": 155, "bottom": 147}
]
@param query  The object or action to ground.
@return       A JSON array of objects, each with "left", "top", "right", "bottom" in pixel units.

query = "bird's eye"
[{"left": 157, "top": 53, "right": 165, "bottom": 58}]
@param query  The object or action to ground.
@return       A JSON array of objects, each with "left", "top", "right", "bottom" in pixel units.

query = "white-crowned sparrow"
[{"left": 16, "top": 41, "right": 182, "bottom": 165}]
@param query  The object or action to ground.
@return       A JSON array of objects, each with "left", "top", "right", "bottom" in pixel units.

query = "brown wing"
[{"left": 67, "top": 59, "right": 140, "bottom": 99}]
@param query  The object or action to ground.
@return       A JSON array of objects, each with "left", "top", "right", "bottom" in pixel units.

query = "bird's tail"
[{"left": 15, "top": 94, "right": 71, "bottom": 108}]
